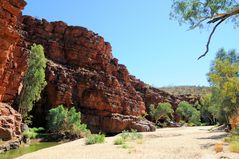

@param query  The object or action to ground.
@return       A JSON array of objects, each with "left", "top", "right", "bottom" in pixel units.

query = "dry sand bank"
[{"left": 17, "top": 126, "right": 239, "bottom": 159}]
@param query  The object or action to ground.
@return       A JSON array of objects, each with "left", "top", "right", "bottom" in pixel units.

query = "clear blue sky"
[{"left": 23, "top": 0, "right": 239, "bottom": 87}]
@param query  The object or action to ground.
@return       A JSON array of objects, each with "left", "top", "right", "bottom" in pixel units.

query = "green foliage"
[
  {"left": 149, "top": 102, "right": 174, "bottom": 125},
  {"left": 171, "top": 0, "right": 239, "bottom": 29},
  {"left": 176, "top": 101, "right": 201, "bottom": 125},
  {"left": 199, "top": 94, "right": 217, "bottom": 125},
  {"left": 114, "top": 136, "right": 125, "bottom": 145},
  {"left": 114, "top": 129, "right": 143, "bottom": 151},
  {"left": 23, "top": 127, "right": 44, "bottom": 139},
  {"left": 208, "top": 49, "right": 239, "bottom": 124},
  {"left": 231, "top": 125, "right": 239, "bottom": 136},
  {"left": 47, "top": 105, "right": 89, "bottom": 136},
  {"left": 18, "top": 44, "right": 47, "bottom": 119},
  {"left": 230, "top": 141, "right": 239, "bottom": 153},
  {"left": 224, "top": 125, "right": 239, "bottom": 153},
  {"left": 120, "top": 129, "right": 143, "bottom": 141},
  {"left": 85, "top": 133, "right": 105, "bottom": 145}
]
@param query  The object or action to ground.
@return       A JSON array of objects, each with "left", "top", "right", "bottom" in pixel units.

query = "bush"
[
  {"left": 85, "top": 134, "right": 105, "bottom": 145},
  {"left": 114, "top": 136, "right": 125, "bottom": 145},
  {"left": 149, "top": 102, "right": 174, "bottom": 125},
  {"left": 47, "top": 105, "right": 89, "bottom": 137},
  {"left": 230, "top": 141, "right": 239, "bottom": 153},
  {"left": 176, "top": 101, "right": 201, "bottom": 125},
  {"left": 23, "top": 127, "right": 44, "bottom": 139},
  {"left": 119, "top": 129, "right": 143, "bottom": 141}
]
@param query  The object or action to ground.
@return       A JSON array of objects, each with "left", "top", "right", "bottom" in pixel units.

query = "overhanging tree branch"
[
  {"left": 197, "top": 7, "right": 239, "bottom": 60},
  {"left": 197, "top": 19, "right": 226, "bottom": 60}
]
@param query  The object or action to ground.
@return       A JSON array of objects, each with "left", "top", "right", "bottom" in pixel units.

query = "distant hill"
[{"left": 159, "top": 86, "right": 211, "bottom": 96}]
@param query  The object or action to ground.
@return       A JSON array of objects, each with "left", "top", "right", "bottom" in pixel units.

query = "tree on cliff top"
[
  {"left": 18, "top": 44, "right": 47, "bottom": 120},
  {"left": 171, "top": 0, "right": 239, "bottom": 59}
]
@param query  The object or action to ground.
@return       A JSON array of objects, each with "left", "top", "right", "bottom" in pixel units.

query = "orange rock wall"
[{"left": 0, "top": 0, "right": 27, "bottom": 103}]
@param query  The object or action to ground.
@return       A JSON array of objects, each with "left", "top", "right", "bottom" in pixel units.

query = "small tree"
[
  {"left": 18, "top": 44, "right": 47, "bottom": 120},
  {"left": 149, "top": 102, "right": 174, "bottom": 124},
  {"left": 47, "top": 105, "right": 89, "bottom": 137},
  {"left": 176, "top": 101, "right": 201, "bottom": 125},
  {"left": 208, "top": 57, "right": 239, "bottom": 125},
  {"left": 199, "top": 94, "right": 217, "bottom": 125}
]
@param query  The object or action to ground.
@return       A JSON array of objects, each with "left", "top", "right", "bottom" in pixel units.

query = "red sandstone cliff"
[
  {"left": 0, "top": 0, "right": 204, "bottom": 135},
  {"left": 0, "top": 0, "right": 26, "bottom": 141},
  {"left": 0, "top": 0, "right": 27, "bottom": 103},
  {"left": 20, "top": 16, "right": 155, "bottom": 133}
]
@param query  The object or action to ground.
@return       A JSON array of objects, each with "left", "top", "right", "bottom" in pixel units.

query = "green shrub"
[
  {"left": 121, "top": 143, "right": 129, "bottom": 149},
  {"left": 231, "top": 125, "right": 239, "bottom": 136},
  {"left": 230, "top": 141, "right": 239, "bottom": 153},
  {"left": 176, "top": 101, "right": 201, "bottom": 125},
  {"left": 47, "top": 105, "right": 89, "bottom": 137},
  {"left": 149, "top": 102, "right": 174, "bottom": 126},
  {"left": 120, "top": 129, "right": 143, "bottom": 141},
  {"left": 114, "top": 136, "right": 125, "bottom": 145},
  {"left": 23, "top": 127, "right": 44, "bottom": 139},
  {"left": 85, "top": 134, "right": 105, "bottom": 145}
]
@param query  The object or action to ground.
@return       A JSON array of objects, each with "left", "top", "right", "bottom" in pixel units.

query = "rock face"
[
  {"left": 130, "top": 76, "right": 200, "bottom": 111},
  {"left": 20, "top": 16, "right": 155, "bottom": 133},
  {"left": 0, "top": 0, "right": 27, "bottom": 103},
  {"left": 0, "top": 103, "right": 22, "bottom": 141},
  {"left": 0, "top": 0, "right": 202, "bottom": 134},
  {"left": 0, "top": 0, "right": 25, "bottom": 141}
]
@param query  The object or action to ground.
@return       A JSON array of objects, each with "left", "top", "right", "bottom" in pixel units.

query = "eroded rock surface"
[
  {"left": 0, "top": 0, "right": 27, "bottom": 103},
  {"left": 0, "top": 103, "right": 22, "bottom": 141},
  {"left": 0, "top": 0, "right": 203, "bottom": 134},
  {"left": 20, "top": 16, "right": 155, "bottom": 133}
]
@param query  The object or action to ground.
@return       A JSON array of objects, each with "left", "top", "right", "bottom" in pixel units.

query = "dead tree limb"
[
  {"left": 197, "top": 19, "right": 226, "bottom": 60},
  {"left": 197, "top": 7, "right": 239, "bottom": 60}
]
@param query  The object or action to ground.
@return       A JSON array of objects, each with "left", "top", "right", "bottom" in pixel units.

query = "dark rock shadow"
[
  {"left": 197, "top": 133, "right": 227, "bottom": 140},
  {"left": 200, "top": 143, "right": 215, "bottom": 149}
]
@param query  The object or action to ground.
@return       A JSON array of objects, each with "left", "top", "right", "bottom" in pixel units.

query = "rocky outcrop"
[
  {"left": 0, "top": 0, "right": 201, "bottom": 134},
  {"left": 130, "top": 76, "right": 200, "bottom": 110},
  {"left": 0, "top": 0, "right": 27, "bottom": 103},
  {"left": 0, "top": 0, "right": 25, "bottom": 142},
  {"left": 0, "top": 103, "right": 22, "bottom": 141},
  {"left": 20, "top": 16, "right": 155, "bottom": 133}
]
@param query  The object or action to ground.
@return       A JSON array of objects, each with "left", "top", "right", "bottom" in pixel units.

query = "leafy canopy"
[
  {"left": 176, "top": 101, "right": 201, "bottom": 125},
  {"left": 208, "top": 49, "right": 239, "bottom": 124},
  {"left": 199, "top": 93, "right": 217, "bottom": 125},
  {"left": 47, "top": 105, "right": 89, "bottom": 136},
  {"left": 149, "top": 102, "right": 174, "bottom": 123},
  {"left": 171, "top": 0, "right": 239, "bottom": 29},
  {"left": 171, "top": 0, "right": 239, "bottom": 58},
  {"left": 18, "top": 44, "right": 47, "bottom": 119}
]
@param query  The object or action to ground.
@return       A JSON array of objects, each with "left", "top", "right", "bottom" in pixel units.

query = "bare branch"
[
  {"left": 197, "top": 7, "right": 239, "bottom": 60},
  {"left": 197, "top": 19, "right": 226, "bottom": 60}
]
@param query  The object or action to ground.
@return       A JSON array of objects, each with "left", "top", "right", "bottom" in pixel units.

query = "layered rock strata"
[
  {"left": 20, "top": 16, "right": 155, "bottom": 133},
  {"left": 0, "top": 0, "right": 27, "bottom": 102}
]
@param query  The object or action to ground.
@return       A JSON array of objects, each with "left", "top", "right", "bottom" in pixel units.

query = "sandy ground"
[{"left": 17, "top": 126, "right": 239, "bottom": 159}]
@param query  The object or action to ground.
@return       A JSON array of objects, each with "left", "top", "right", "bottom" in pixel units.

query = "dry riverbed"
[{"left": 17, "top": 126, "right": 239, "bottom": 159}]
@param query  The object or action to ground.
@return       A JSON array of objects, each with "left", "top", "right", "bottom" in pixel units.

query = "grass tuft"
[
  {"left": 114, "top": 136, "right": 125, "bottom": 145},
  {"left": 229, "top": 141, "right": 239, "bottom": 153},
  {"left": 85, "top": 133, "right": 105, "bottom": 145}
]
